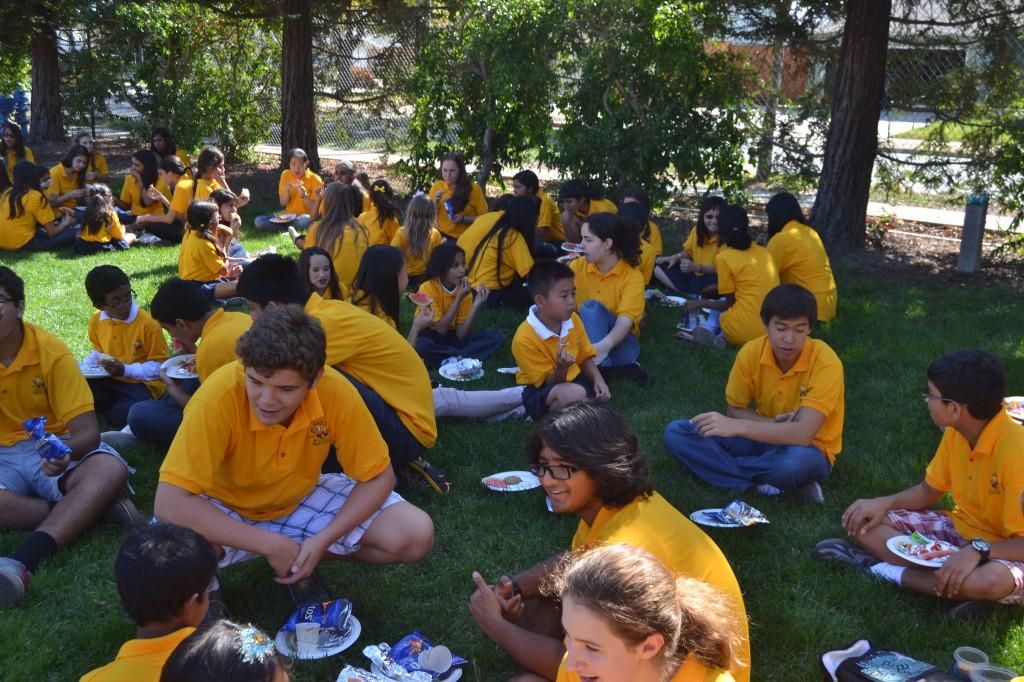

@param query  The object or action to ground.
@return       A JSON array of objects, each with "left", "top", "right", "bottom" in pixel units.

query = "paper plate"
[
  {"left": 275, "top": 615, "right": 361, "bottom": 660},
  {"left": 270, "top": 213, "right": 296, "bottom": 223},
  {"left": 438, "top": 361, "right": 484, "bottom": 382},
  {"left": 162, "top": 354, "right": 198, "bottom": 380},
  {"left": 481, "top": 470, "right": 541, "bottom": 492},
  {"left": 371, "top": 662, "right": 463, "bottom": 682},
  {"left": 1005, "top": 396, "right": 1024, "bottom": 422},
  {"left": 561, "top": 242, "right": 584, "bottom": 254},
  {"left": 886, "top": 535, "right": 958, "bottom": 568},
  {"left": 79, "top": 361, "right": 109, "bottom": 378},
  {"left": 660, "top": 295, "right": 687, "bottom": 307},
  {"left": 689, "top": 509, "right": 744, "bottom": 528}
]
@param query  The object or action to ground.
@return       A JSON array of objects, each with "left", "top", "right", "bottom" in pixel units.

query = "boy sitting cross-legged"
[
  {"left": 664, "top": 283, "right": 844, "bottom": 503},
  {"left": 511, "top": 260, "right": 610, "bottom": 422},
  {"left": 153, "top": 305, "right": 433, "bottom": 608},
  {"left": 80, "top": 523, "right": 216, "bottom": 681},
  {"left": 813, "top": 348, "right": 1024, "bottom": 621}
]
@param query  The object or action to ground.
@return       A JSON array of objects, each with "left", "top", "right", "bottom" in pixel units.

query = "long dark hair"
[
  {"left": 368, "top": 179, "right": 402, "bottom": 229},
  {"left": 1, "top": 122, "right": 27, "bottom": 158},
  {"left": 60, "top": 145, "right": 90, "bottom": 188},
  {"left": 82, "top": 184, "right": 116, "bottom": 237},
  {"left": 695, "top": 195, "right": 728, "bottom": 247},
  {"left": 621, "top": 187, "right": 651, "bottom": 243},
  {"left": 150, "top": 127, "right": 176, "bottom": 157},
  {"left": 424, "top": 242, "right": 465, "bottom": 284},
  {"left": 7, "top": 160, "right": 45, "bottom": 219},
  {"left": 193, "top": 146, "right": 224, "bottom": 197},
  {"left": 131, "top": 149, "right": 159, "bottom": 191},
  {"left": 467, "top": 195, "right": 539, "bottom": 288},
  {"left": 298, "top": 246, "right": 343, "bottom": 300},
  {"left": 718, "top": 205, "right": 753, "bottom": 250},
  {"left": 765, "top": 192, "right": 809, "bottom": 238},
  {"left": 584, "top": 212, "right": 642, "bottom": 267},
  {"left": 441, "top": 152, "right": 472, "bottom": 213},
  {"left": 351, "top": 245, "right": 405, "bottom": 331}
]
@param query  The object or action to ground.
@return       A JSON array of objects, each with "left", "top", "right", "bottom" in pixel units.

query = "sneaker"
[
  {"left": 0, "top": 557, "right": 30, "bottom": 606},
  {"left": 223, "top": 297, "right": 247, "bottom": 308},
  {"left": 693, "top": 327, "right": 728, "bottom": 349},
  {"left": 204, "top": 588, "right": 233, "bottom": 623},
  {"left": 287, "top": 225, "right": 301, "bottom": 244},
  {"left": 811, "top": 538, "right": 880, "bottom": 573},
  {"left": 103, "top": 498, "right": 146, "bottom": 531},
  {"left": 407, "top": 456, "right": 453, "bottom": 495},
  {"left": 135, "top": 232, "right": 163, "bottom": 245},
  {"left": 100, "top": 425, "right": 144, "bottom": 451},
  {"left": 947, "top": 600, "right": 996, "bottom": 623},
  {"left": 288, "top": 567, "right": 331, "bottom": 606},
  {"left": 757, "top": 483, "right": 782, "bottom": 496},
  {"left": 623, "top": 362, "right": 652, "bottom": 387},
  {"left": 795, "top": 480, "right": 825, "bottom": 504}
]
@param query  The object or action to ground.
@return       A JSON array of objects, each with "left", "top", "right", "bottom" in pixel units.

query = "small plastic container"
[
  {"left": 970, "top": 664, "right": 1019, "bottom": 682},
  {"left": 955, "top": 648, "right": 990, "bottom": 676}
]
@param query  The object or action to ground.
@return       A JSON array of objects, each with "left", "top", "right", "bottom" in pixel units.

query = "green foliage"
[{"left": 0, "top": 49, "right": 30, "bottom": 95}]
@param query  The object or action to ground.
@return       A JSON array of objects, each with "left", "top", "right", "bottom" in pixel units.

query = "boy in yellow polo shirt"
[
  {"left": 512, "top": 261, "right": 610, "bottom": 421},
  {"left": 468, "top": 401, "right": 751, "bottom": 682},
  {"left": 512, "top": 169, "right": 563, "bottom": 257},
  {"left": 814, "top": 348, "right": 1024, "bottom": 621},
  {"left": 0, "top": 266, "right": 137, "bottom": 607},
  {"left": 120, "top": 278, "right": 251, "bottom": 447},
  {"left": 154, "top": 306, "right": 433, "bottom": 606},
  {"left": 83, "top": 266, "right": 169, "bottom": 429},
  {"left": 80, "top": 523, "right": 216, "bottom": 681},
  {"left": 558, "top": 179, "right": 617, "bottom": 244},
  {"left": 665, "top": 284, "right": 843, "bottom": 504}
]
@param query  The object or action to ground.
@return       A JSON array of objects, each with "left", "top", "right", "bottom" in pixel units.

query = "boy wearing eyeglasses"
[
  {"left": 814, "top": 348, "right": 1024, "bottom": 620},
  {"left": 468, "top": 401, "right": 750, "bottom": 682},
  {"left": 83, "top": 265, "right": 169, "bottom": 429}
]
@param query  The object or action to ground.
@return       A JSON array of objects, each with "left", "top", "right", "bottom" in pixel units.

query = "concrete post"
[{"left": 957, "top": 194, "right": 988, "bottom": 273}]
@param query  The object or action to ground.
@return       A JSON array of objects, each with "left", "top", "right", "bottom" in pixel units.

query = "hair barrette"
[{"left": 237, "top": 625, "right": 277, "bottom": 664}]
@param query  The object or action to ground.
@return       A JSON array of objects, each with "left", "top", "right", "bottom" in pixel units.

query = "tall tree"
[
  {"left": 810, "top": 0, "right": 891, "bottom": 252},
  {"left": 280, "top": 0, "right": 318, "bottom": 168},
  {"left": 28, "top": 10, "right": 64, "bottom": 143}
]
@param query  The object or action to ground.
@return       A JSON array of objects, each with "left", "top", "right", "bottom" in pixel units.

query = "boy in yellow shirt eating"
[
  {"left": 664, "top": 284, "right": 844, "bottom": 503},
  {"left": 814, "top": 348, "right": 1024, "bottom": 621}
]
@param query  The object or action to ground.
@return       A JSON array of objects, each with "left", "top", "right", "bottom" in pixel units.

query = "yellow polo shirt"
[
  {"left": 88, "top": 307, "right": 169, "bottom": 398},
  {"left": 578, "top": 197, "right": 618, "bottom": 218},
  {"left": 4, "top": 147, "right": 34, "bottom": 181},
  {"left": 512, "top": 310, "right": 595, "bottom": 388},
  {"left": 457, "top": 211, "right": 534, "bottom": 290},
  {"left": 571, "top": 492, "right": 750, "bottom": 682},
  {"left": 392, "top": 226, "right": 443, "bottom": 277},
  {"left": 358, "top": 205, "right": 401, "bottom": 246},
  {"left": 925, "top": 410, "right": 1024, "bottom": 543},
  {"left": 49, "top": 164, "right": 82, "bottom": 208},
  {"left": 570, "top": 257, "right": 645, "bottom": 336},
  {"left": 160, "top": 362, "right": 390, "bottom": 521},
  {"left": 429, "top": 180, "right": 488, "bottom": 238},
  {"left": 683, "top": 228, "right": 720, "bottom": 269},
  {"left": 726, "top": 336, "right": 844, "bottom": 464},
  {"left": 86, "top": 152, "right": 109, "bottom": 178},
  {"left": 537, "top": 190, "right": 564, "bottom": 242},
  {"left": 0, "top": 189, "right": 57, "bottom": 250},
  {"left": 638, "top": 221, "right": 663, "bottom": 283},
  {"left": 79, "top": 213, "right": 125, "bottom": 244},
  {"left": 278, "top": 168, "right": 323, "bottom": 216},
  {"left": 194, "top": 178, "right": 220, "bottom": 201},
  {"left": 556, "top": 653, "right": 734, "bottom": 682},
  {"left": 304, "top": 294, "right": 437, "bottom": 449},
  {"left": 715, "top": 244, "right": 779, "bottom": 347},
  {"left": 178, "top": 229, "right": 224, "bottom": 282},
  {"left": 169, "top": 178, "right": 196, "bottom": 218},
  {"left": 306, "top": 221, "right": 368, "bottom": 295},
  {"left": 0, "top": 323, "right": 94, "bottom": 446},
  {"left": 155, "top": 147, "right": 192, "bottom": 197},
  {"left": 351, "top": 292, "right": 398, "bottom": 330},
  {"left": 767, "top": 220, "right": 838, "bottom": 322},
  {"left": 79, "top": 627, "right": 196, "bottom": 682},
  {"left": 195, "top": 309, "right": 251, "bottom": 383},
  {"left": 418, "top": 278, "right": 471, "bottom": 326},
  {"left": 119, "top": 174, "right": 165, "bottom": 217}
]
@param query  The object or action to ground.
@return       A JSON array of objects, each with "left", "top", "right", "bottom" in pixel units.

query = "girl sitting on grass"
[
  {"left": 133, "top": 155, "right": 188, "bottom": 242},
  {"left": 74, "top": 132, "right": 110, "bottom": 184},
  {"left": 0, "top": 160, "right": 77, "bottom": 252},
  {"left": 293, "top": 182, "right": 369, "bottom": 296},
  {"left": 2, "top": 122, "right": 33, "bottom": 182},
  {"left": 457, "top": 194, "right": 538, "bottom": 309},
  {"left": 360, "top": 179, "right": 403, "bottom": 245},
  {"left": 160, "top": 620, "right": 290, "bottom": 682},
  {"left": 299, "top": 246, "right": 343, "bottom": 300},
  {"left": 655, "top": 195, "right": 726, "bottom": 295},
  {"left": 74, "top": 184, "right": 136, "bottom": 254},
  {"left": 350, "top": 244, "right": 437, "bottom": 347},
  {"left": 49, "top": 144, "right": 89, "bottom": 209},
  {"left": 178, "top": 200, "right": 242, "bottom": 300},
  {"left": 414, "top": 242, "right": 505, "bottom": 366},
  {"left": 254, "top": 147, "right": 321, "bottom": 231},
  {"left": 392, "top": 193, "right": 444, "bottom": 290}
]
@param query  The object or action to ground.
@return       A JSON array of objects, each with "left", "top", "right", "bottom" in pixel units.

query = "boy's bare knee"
[
  {"left": 76, "top": 453, "right": 129, "bottom": 491},
  {"left": 396, "top": 505, "right": 435, "bottom": 562}
]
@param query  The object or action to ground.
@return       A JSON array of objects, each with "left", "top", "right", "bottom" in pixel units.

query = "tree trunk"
[
  {"left": 810, "top": 0, "right": 890, "bottom": 253},
  {"left": 477, "top": 94, "right": 497, "bottom": 187},
  {"left": 281, "top": 0, "right": 319, "bottom": 170},
  {"left": 755, "top": 38, "right": 786, "bottom": 181},
  {"left": 28, "top": 17, "right": 64, "bottom": 144}
]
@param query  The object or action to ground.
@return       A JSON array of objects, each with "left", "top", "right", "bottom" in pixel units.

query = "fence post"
[{"left": 957, "top": 193, "right": 988, "bottom": 273}]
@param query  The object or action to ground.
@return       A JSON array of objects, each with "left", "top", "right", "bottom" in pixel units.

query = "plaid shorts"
[
  {"left": 887, "top": 508, "right": 1024, "bottom": 605},
  {"left": 207, "top": 474, "right": 405, "bottom": 567}
]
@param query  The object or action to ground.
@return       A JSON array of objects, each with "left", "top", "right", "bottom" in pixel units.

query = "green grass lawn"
[{"left": 1, "top": 192, "right": 1024, "bottom": 681}]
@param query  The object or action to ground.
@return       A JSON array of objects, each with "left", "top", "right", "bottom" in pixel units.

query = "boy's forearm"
[
  {"left": 513, "top": 552, "right": 567, "bottom": 600},
  {"left": 316, "top": 468, "right": 395, "bottom": 544},
  {"left": 992, "top": 537, "right": 1024, "bottom": 562},
  {"left": 154, "top": 482, "right": 279, "bottom": 556},
  {"left": 580, "top": 357, "right": 602, "bottom": 384}
]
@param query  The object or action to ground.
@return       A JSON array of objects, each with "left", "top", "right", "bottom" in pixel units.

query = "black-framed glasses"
[
  {"left": 530, "top": 463, "right": 579, "bottom": 481},
  {"left": 921, "top": 391, "right": 955, "bottom": 404},
  {"left": 105, "top": 288, "right": 137, "bottom": 309}
]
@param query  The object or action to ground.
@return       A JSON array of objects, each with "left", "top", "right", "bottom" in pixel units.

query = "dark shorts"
[
  {"left": 521, "top": 376, "right": 594, "bottom": 422},
  {"left": 335, "top": 369, "right": 426, "bottom": 470}
]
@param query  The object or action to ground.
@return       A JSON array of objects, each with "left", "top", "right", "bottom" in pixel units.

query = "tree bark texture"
[
  {"left": 29, "top": 16, "right": 64, "bottom": 143},
  {"left": 281, "top": 0, "right": 319, "bottom": 169},
  {"left": 810, "top": 0, "right": 891, "bottom": 253}
]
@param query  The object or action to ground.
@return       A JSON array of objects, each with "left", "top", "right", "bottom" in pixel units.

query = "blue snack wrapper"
[
  {"left": 390, "top": 632, "right": 468, "bottom": 672},
  {"left": 443, "top": 199, "right": 455, "bottom": 221},
  {"left": 282, "top": 598, "right": 352, "bottom": 634},
  {"left": 22, "top": 417, "right": 72, "bottom": 460}
]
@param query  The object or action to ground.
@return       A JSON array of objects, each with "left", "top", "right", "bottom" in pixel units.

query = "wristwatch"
[{"left": 970, "top": 538, "right": 990, "bottom": 563}]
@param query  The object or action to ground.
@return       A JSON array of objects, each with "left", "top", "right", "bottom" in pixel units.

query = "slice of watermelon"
[{"left": 408, "top": 292, "right": 432, "bottom": 306}]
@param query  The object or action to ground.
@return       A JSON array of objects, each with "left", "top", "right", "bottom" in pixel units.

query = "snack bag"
[
  {"left": 443, "top": 199, "right": 455, "bottom": 221},
  {"left": 22, "top": 417, "right": 72, "bottom": 461},
  {"left": 281, "top": 598, "right": 352, "bottom": 634}
]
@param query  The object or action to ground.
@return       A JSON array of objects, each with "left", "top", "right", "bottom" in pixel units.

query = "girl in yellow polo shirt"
[
  {"left": 350, "top": 245, "right": 407, "bottom": 331},
  {"left": 359, "top": 179, "right": 403, "bottom": 245},
  {"left": 254, "top": 147, "right": 322, "bottom": 231},
  {"left": 656, "top": 195, "right": 726, "bottom": 295},
  {"left": 150, "top": 126, "right": 191, "bottom": 195},
  {"left": 572, "top": 212, "right": 646, "bottom": 377},
  {"left": 392, "top": 194, "right": 443, "bottom": 289},
  {"left": 48, "top": 144, "right": 89, "bottom": 209},
  {"left": 553, "top": 544, "right": 739, "bottom": 682},
  {"left": 73, "top": 132, "right": 110, "bottom": 184},
  {"left": 620, "top": 187, "right": 663, "bottom": 284},
  {"left": 178, "top": 201, "right": 240, "bottom": 289},
  {"left": 456, "top": 195, "right": 537, "bottom": 308},
  {"left": 0, "top": 160, "right": 77, "bottom": 251},
  {"left": 298, "top": 246, "right": 344, "bottom": 300},
  {"left": 2, "top": 122, "right": 33, "bottom": 183},
  {"left": 74, "top": 184, "right": 136, "bottom": 254},
  {"left": 765, "top": 192, "right": 838, "bottom": 322},
  {"left": 131, "top": 154, "right": 187, "bottom": 242},
  {"left": 297, "top": 182, "right": 369, "bottom": 295},
  {"left": 429, "top": 152, "right": 488, "bottom": 239},
  {"left": 679, "top": 205, "right": 779, "bottom": 349}
]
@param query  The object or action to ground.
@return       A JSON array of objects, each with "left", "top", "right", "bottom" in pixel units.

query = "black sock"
[{"left": 12, "top": 532, "right": 59, "bottom": 573}]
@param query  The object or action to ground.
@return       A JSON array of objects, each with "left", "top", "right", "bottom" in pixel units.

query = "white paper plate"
[
  {"left": 439, "top": 362, "right": 484, "bottom": 382},
  {"left": 481, "top": 470, "right": 541, "bottom": 492},
  {"left": 886, "top": 535, "right": 958, "bottom": 568},
  {"left": 79, "top": 361, "right": 109, "bottom": 378},
  {"left": 561, "top": 242, "right": 584, "bottom": 254},
  {"left": 1005, "top": 396, "right": 1024, "bottom": 422},
  {"left": 275, "top": 615, "right": 361, "bottom": 660},
  {"left": 689, "top": 509, "right": 744, "bottom": 528},
  {"left": 660, "top": 295, "right": 687, "bottom": 307},
  {"left": 162, "top": 354, "right": 198, "bottom": 380},
  {"left": 496, "top": 367, "right": 519, "bottom": 375},
  {"left": 371, "top": 662, "right": 463, "bottom": 681},
  {"left": 270, "top": 213, "right": 296, "bottom": 223}
]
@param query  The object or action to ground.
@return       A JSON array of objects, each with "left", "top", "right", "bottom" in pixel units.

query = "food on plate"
[
  {"left": 176, "top": 356, "right": 198, "bottom": 377},
  {"left": 483, "top": 477, "right": 508, "bottom": 489},
  {"left": 504, "top": 475, "right": 522, "bottom": 485},
  {"left": 561, "top": 241, "right": 584, "bottom": 253},
  {"left": 441, "top": 358, "right": 482, "bottom": 379},
  {"left": 893, "top": 531, "right": 958, "bottom": 564}
]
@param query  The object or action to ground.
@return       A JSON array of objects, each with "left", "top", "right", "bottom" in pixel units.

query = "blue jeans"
[
  {"left": 127, "top": 380, "right": 199, "bottom": 444},
  {"left": 578, "top": 299, "right": 640, "bottom": 367},
  {"left": 655, "top": 264, "right": 716, "bottom": 295},
  {"left": 74, "top": 206, "right": 136, "bottom": 225},
  {"left": 253, "top": 214, "right": 315, "bottom": 232},
  {"left": 663, "top": 419, "right": 831, "bottom": 491},
  {"left": 87, "top": 378, "right": 153, "bottom": 429},
  {"left": 337, "top": 369, "right": 424, "bottom": 470},
  {"left": 414, "top": 329, "right": 506, "bottom": 367},
  {"left": 21, "top": 226, "right": 78, "bottom": 252}
]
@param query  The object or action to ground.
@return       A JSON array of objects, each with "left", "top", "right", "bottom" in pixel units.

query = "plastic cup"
[
  {"left": 420, "top": 645, "right": 453, "bottom": 673},
  {"left": 956, "top": 648, "right": 990, "bottom": 675},
  {"left": 295, "top": 622, "right": 320, "bottom": 656},
  {"left": 970, "top": 664, "right": 1019, "bottom": 682}
]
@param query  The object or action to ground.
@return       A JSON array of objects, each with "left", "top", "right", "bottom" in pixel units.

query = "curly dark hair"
[
  {"left": 527, "top": 401, "right": 653, "bottom": 507},
  {"left": 235, "top": 305, "right": 325, "bottom": 384}
]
